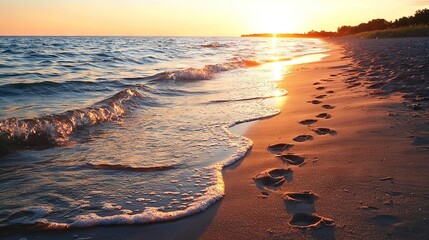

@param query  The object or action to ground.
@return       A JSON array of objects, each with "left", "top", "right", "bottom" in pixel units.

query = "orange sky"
[{"left": 0, "top": 0, "right": 428, "bottom": 36}]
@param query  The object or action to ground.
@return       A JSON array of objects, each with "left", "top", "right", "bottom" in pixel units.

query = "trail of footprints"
[{"left": 253, "top": 80, "right": 338, "bottom": 229}]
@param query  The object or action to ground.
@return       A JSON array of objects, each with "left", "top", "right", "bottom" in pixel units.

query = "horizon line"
[{"left": 0, "top": 35, "right": 243, "bottom": 38}]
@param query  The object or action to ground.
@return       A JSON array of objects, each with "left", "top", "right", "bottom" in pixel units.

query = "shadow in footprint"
[
  {"left": 322, "top": 105, "right": 335, "bottom": 110},
  {"left": 371, "top": 215, "right": 400, "bottom": 226},
  {"left": 283, "top": 192, "right": 319, "bottom": 204},
  {"left": 289, "top": 213, "right": 335, "bottom": 229},
  {"left": 293, "top": 135, "right": 313, "bottom": 142},
  {"left": 299, "top": 119, "right": 317, "bottom": 125},
  {"left": 316, "top": 113, "right": 332, "bottom": 119},
  {"left": 254, "top": 168, "right": 293, "bottom": 190},
  {"left": 313, "top": 82, "right": 321, "bottom": 85},
  {"left": 316, "top": 87, "right": 326, "bottom": 90},
  {"left": 285, "top": 202, "right": 316, "bottom": 215},
  {"left": 308, "top": 100, "right": 322, "bottom": 104},
  {"left": 316, "top": 95, "right": 327, "bottom": 99},
  {"left": 314, "top": 128, "right": 337, "bottom": 136},
  {"left": 347, "top": 82, "right": 361, "bottom": 88},
  {"left": 278, "top": 154, "right": 305, "bottom": 165},
  {"left": 326, "top": 90, "right": 335, "bottom": 94},
  {"left": 283, "top": 192, "right": 318, "bottom": 215},
  {"left": 267, "top": 143, "right": 294, "bottom": 154}
]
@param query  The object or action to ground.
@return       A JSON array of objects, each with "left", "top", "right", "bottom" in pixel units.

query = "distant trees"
[
  {"left": 241, "top": 31, "right": 337, "bottom": 38},
  {"left": 392, "top": 8, "right": 429, "bottom": 27},
  {"left": 242, "top": 8, "right": 429, "bottom": 38},
  {"left": 337, "top": 8, "right": 429, "bottom": 36},
  {"left": 337, "top": 19, "right": 390, "bottom": 36},
  {"left": 306, "top": 30, "right": 337, "bottom": 37}
]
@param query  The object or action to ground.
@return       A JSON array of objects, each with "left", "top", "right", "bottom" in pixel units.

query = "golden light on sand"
[{"left": 273, "top": 89, "right": 285, "bottom": 97}]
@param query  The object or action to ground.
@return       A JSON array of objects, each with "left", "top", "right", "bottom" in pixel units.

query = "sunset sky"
[{"left": 0, "top": 0, "right": 428, "bottom": 36}]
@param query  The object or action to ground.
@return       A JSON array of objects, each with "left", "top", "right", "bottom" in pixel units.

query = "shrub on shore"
[{"left": 352, "top": 25, "right": 429, "bottom": 39}]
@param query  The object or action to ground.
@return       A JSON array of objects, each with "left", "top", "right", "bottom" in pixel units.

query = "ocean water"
[{"left": 0, "top": 37, "right": 328, "bottom": 229}]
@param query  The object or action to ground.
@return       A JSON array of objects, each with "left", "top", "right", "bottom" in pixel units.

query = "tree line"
[{"left": 337, "top": 8, "right": 429, "bottom": 36}]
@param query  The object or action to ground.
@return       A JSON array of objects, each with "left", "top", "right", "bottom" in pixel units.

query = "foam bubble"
[{"left": 101, "top": 202, "right": 122, "bottom": 211}]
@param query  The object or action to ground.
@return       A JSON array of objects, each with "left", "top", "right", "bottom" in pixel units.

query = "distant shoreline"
[
  {"left": 241, "top": 33, "right": 334, "bottom": 38},
  {"left": 242, "top": 25, "right": 429, "bottom": 39}
]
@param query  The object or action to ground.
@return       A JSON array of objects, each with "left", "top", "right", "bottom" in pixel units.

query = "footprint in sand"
[
  {"left": 283, "top": 192, "right": 319, "bottom": 204},
  {"left": 316, "top": 113, "right": 332, "bottom": 119},
  {"left": 278, "top": 154, "right": 305, "bottom": 165},
  {"left": 347, "top": 82, "right": 361, "bottom": 88},
  {"left": 316, "top": 94, "right": 327, "bottom": 99},
  {"left": 308, "top": 100, "right": 322, "bottom": 104},
  {"left": 267, "top": 143, "right": 294, "bottom": 154},
  {"left": 254, "top": 168, "right": 293, "bottom": 189},
  {"left": 293, "top": 135, "right": 313, "bottom": 142},
  {"left": 289, "top": 213, "right": 335, "bottom": 228},
  {"left": 313, "top": 82, "right": 321, "bottom": 85},
  {"left": 326, "top": 90, "right": 335, "bottom": 94},
  {"left": 314, "top": 128, "right": 337, "bottom": 136},
  {"left": 316, "top": 86, "right": 326, "bottom": 90},
  {"left": 299, "top": 119, "right": 317, "bottom": 125},
  {"left": 322, "top": 104, "right": 335, "bottom": 109},
  {"left": 371, "top": 215, "right": 400, "bottom": 226}
]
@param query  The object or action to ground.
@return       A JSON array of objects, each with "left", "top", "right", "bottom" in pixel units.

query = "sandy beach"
[
  {"left": 200, "top": 41, "right": 429, "bottom": 239},
  {"left": 3, "top": 39, "right": 429, "bottom": 240}
]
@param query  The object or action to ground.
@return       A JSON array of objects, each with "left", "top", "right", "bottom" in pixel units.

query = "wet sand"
[
  {"left": 200, "top": 43, "right": 429, "bottom": 239},
  {"left": 4, "top": 40, "right": 429, "bottom": 240}
]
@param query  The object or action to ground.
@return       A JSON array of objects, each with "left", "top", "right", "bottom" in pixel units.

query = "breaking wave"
[{"left": 0, "top": 87, "right": 152, "bottom": 154}]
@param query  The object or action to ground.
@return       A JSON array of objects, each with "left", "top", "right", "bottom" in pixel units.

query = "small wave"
[
  {"left": 209, "top": 90, "right": 288, "bottom": 103},
  {"left": 0, "top": 72, "right": 46, "bottom": 78},
  {"left": 0, "top": 206, "right": 68, "bottom": 232},
  {"left": 25, "top": 50, "right": 58, "bottom": 59},
  {"left": 0, "top": 87, "right": 151, "bottom": 154},
  {"left": 6, "top": 207, "right": 51, "bottom": 224},
  {"left": 0, "top": 80, "right": 130, "bottom": 97},
  {"left": 0, "top": 63, "right": 12, "bottom": 68},
  {"left": 86, "top": 163, "right": 176, "bottom": 172},
  {"left": 150, "top": 58, "right": 261, "bottom": 82},
  {"left": 201, "top": 43, "right": 228, "bottom": 48},
  {"left": 1, "top": 49, "right": 18, "bottom": 54},
  {"left": 0, "top": 206, "right": 53, "bottom": 226}
]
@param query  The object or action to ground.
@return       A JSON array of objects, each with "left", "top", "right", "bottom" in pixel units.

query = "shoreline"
[{"left": 4, "top": 40, "right": 429, "bottom": 240}]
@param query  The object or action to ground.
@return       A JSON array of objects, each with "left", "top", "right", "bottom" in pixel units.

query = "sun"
[{"left": 252, "top": 13, "right": 298, "bottom": 34}]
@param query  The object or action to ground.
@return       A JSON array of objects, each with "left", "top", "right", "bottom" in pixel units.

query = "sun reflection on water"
[{"left": 269, "top": 36, "right": 290, "bottom": 81}]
